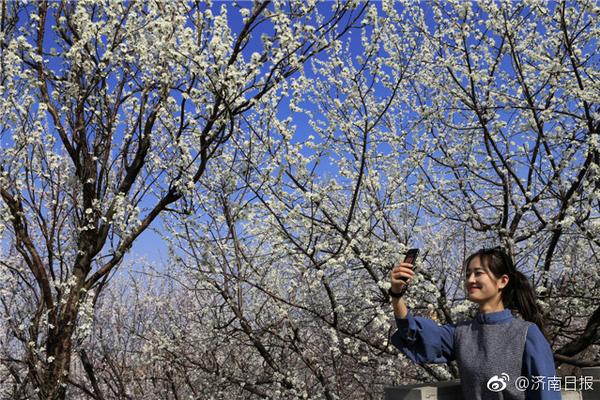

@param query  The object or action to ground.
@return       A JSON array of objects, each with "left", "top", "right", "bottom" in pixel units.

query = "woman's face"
[{"left": 465, "top": 255, "right": 508, "bottom": 305}]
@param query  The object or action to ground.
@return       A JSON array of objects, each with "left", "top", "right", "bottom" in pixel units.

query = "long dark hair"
[{"left": 464, "top": 247, "right": 546, "bottom": 336}]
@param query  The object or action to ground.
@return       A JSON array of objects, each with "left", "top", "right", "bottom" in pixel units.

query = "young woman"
[{"left": 389, "top": 247, "right": 560, "bottom": 400}]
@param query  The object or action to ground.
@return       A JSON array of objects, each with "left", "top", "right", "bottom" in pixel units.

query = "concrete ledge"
[
  {"left": 384, "top": 380, "right": 462, "bottom": 400},
  {"left": 560, "top": 392, "right": 583, "bottom": 400},
  {"left": 580, "top": 367, "right": 599, "bottom": 400},
  {"left": 384, "top": 384, "right": 586, "bottom": 400},
  {"left": 385, "top": 367, "right": 599, "bottom": 400}
]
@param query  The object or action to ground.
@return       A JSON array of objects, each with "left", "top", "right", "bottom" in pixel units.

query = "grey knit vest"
[{"left": 455, "top": 316, "right": 532, "bottom": 400}]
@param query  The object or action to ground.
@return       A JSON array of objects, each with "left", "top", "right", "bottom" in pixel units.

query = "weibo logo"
[{"left": 487, "top": 373, "right": 510, "bottom": 392}]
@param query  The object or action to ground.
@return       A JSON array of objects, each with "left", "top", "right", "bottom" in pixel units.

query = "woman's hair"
[{"left": 464, "top": 247, "right": 546, "bottom": 336}]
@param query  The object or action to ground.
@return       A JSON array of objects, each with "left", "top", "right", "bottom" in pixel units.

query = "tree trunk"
[{"left": 37, "top": 288, "right": 82, "bottom": 400}]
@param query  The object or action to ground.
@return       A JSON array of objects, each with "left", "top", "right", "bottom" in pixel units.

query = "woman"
[{"left": 389, "top": 247, "right": 560, "bottom": 400}]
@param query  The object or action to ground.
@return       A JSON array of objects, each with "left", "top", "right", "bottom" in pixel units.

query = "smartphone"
[{"left": 399, "top": 248, "right": 419, "bottom": 282}]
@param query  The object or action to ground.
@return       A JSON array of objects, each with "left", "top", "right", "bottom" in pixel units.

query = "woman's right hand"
[{"left": 389, "top": 262, "right": 415, "bottom": 293}]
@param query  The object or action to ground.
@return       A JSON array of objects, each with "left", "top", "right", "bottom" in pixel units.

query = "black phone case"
[{"left": 399, "top": 248, "right": 419, "bottom": 281}]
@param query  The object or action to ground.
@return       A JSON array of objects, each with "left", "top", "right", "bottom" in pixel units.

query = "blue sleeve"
[
  {"left": 522, "top": 324, "right": 561, "bottom": 400},
  {"left": 391, "top": 307, "right": 456, "bottom": 364}
]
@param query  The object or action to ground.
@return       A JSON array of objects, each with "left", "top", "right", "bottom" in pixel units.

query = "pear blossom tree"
[
  {"left": 1, "top": 0, "right": 599, "bottom": 399},
  {"left": 0, "top": 0, "right": 368, "bottom": 398},
  {"left": 72, "top": 3, "right": 447, "bottom": 399},
  {"left": 136, "top": 1, "right": 599, "bottom": 398}
]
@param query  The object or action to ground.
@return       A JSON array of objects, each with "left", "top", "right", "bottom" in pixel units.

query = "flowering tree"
[
  {"left": 130, "top": 1, "right": 599, "bottom": 398},
  {"left": 0, "top": 1, "right": 367, "bottom": 398},
  {"left": 1, "top": 1, "right": 598, "bottom": 400},
  {"left": 61, "top": 3, "right": 447, "bottom": 398}
]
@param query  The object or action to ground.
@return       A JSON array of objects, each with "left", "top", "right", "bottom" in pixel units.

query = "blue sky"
[
  {"left": 127, "top": 1, "right": 374, "bottom": 264},
  {"left": 5, "top": 1, "right": 593, "bottom": 275}
]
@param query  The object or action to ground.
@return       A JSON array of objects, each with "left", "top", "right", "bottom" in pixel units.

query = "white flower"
[{"left": 239, "top": 8, "right": 250, "bottom": 18}]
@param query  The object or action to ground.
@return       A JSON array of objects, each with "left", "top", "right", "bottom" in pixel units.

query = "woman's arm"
[
  {"left": 391, "top": 303, "right": 456, "bottom": 364},
  {"left": 522, "top": 324, "right": 561, "bottom": 400},
  {"left": 392, "top": 296, "right": 409, "bottom": 318},
  {"left": 389, "top": 259, "right": 456, "bottom": 363}
]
